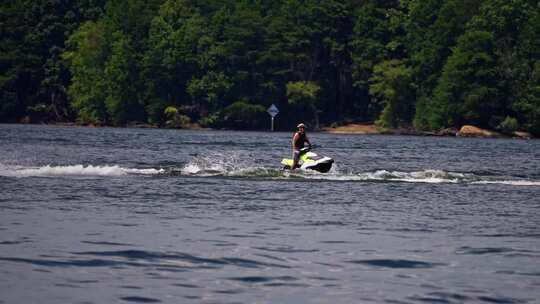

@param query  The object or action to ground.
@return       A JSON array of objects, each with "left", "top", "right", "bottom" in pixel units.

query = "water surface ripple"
[{"left": 1, "top": 124, "right": 539, "bottom": 303}]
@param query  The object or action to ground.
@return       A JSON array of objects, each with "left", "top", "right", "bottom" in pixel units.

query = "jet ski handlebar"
[{"left": 299, "top": 145, "right": 318, "bottom": 153}]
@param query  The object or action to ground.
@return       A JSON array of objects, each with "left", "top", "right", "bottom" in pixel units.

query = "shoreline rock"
[
  {"left": 437, "top": 127, "right": 459, "bottom": 137},
  {"left": 513, "top": 131, "right": 532, "bottom": 139},
  {"left": 321, "top": 123, "right": 382, "bottom": 134},
  {"left": 457, "top": 125, "right": 503, "bottom": 138}
]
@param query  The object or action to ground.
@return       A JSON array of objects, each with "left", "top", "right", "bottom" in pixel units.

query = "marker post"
[{"left": 267, "top": 104, "right": 279, "bottom": 131}]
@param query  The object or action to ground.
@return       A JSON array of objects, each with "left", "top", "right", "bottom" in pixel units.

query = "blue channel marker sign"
[
  {"left": 267, "top": 104, "right": 279, "bottom": 117},
  {"left": 267, "top": 104, "right": 279, "bottom": 131}
]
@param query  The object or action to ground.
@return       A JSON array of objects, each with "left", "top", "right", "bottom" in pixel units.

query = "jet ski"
[{"left": 281, "top": 147, "right": 334, "bottom": 173}]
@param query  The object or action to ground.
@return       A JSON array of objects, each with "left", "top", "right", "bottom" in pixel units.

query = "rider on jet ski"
[
  {"left": 282, "top": 123, "right": 333, "bottom": 173},
  {"left": 292, "top": 123, "right": 312, "bottom": 170}
]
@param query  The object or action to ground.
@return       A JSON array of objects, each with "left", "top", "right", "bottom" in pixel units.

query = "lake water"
[{"left": 1, "top": 124, "right": 539, "bottom": 304}]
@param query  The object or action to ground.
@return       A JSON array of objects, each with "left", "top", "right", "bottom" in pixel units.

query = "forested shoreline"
[{"left": 1, "top": 0, "right": 539, "bottom": 135}]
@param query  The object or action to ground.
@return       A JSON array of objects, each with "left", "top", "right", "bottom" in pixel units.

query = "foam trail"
[
  {"left": 472, "top": 180, "right": 540, "bottom": 186},
  {"left": 177, "top": 153, "right": 540, "bottom": 186},
  {"left": 10, "top": 160, "right": 531, "bottom": 186},
  {"left": 180, "top": 151, "right": 263, "bottom": 176},
  {"left": 0, "top": 164, "right": 164, "bottom": 177},
  {"left": 283, "top": 169, "right": 540, "bottom": 186},
  {"left": 358, "top": 169, "right": 466, "bottom": 184},
  {"left": 180, "top": 163, "right": 202, "bottom": 175},
  {"left": 286, "top": 169, "right": 463, "bottom": 183}
]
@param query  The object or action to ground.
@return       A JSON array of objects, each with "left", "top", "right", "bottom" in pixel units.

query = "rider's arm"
[{"left": 305, "top": 135, "right": 312, "bottom": 148}]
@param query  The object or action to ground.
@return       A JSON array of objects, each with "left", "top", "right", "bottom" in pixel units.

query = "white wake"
[
  {"left": 281, "top": 169, "right": 540, "bottom": 186},
  {"left": 2, "top": 161, "right": 538, "bottom": 186},
  {"left": 0, "top": 164, "right": 164, "bottom": 177},
  {"left": 179, "top": 152, "right": 271, "bottom": 177}
]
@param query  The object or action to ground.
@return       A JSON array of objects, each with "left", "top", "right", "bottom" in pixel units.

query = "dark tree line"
[{"left": 1, "top": 0, "right": 539, "bottom": 134}]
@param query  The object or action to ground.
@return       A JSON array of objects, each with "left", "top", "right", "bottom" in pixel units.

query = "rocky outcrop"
[
  {"left": 322, "top": 123, "right": 535, "bottom": 139},
  {"left": 513, "top": 131, "right": 532, "bottom": 139},
  {"left": 322, "top": 124, "right": 382, "bottom": 134},
  {"left": 126, "top": 122, "right": 157, "bottom": 128},
  {"left": 457, "top": 125, "right": 503, "bottom": 138},
  {"left": 437, "top": 127, "right": 459, "bottom": 137}
]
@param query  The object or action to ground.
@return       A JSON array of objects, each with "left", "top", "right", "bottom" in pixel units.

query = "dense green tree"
[
  {"left": 470, "top": 0, "right": 540, "bottom": 134},
  {"left": 3, "top": 0, "right": 539, "bottom": 134},
  {"left": 0, "top": 1, "right": 30, "bottom": 121},
  {"left": 429, "top": 31, "right": 498, "bottom": 129},
  {"left": 418, "top": 0, "right": 540, "bottom": 133},
  {"left": 514, "top": 61, "right": 540, "bottom": 134},
  {"left": 350, "top": 0, "right": 404, "bottom": 120},
  {"left": 64, "top": 0, "right": 160, "bottom": 124},
  {"left": 222, "top": 100, "right": 266, "bottom": 129},
  {"left": 287, "top": 81, "right": 321, "bottom": 128},
  {"left": 219, "top": 2, "right": 267, "bottom": 101},
  {"left": 369, "top": 59, "right": 413, "bottom": 128},
  {"left": 405, "top": 0, "right": 480, "bottom": 91},
  {"left": 142, "top": 0, "right": 203, "bottom": 124},
  {"left": 266, "top": 0, "right": 355, "bottom": 125},
  {"left": 186, "top": 2, "right": 265, "bottom": 119},
  {"left": 0, "top": 0, "right": 105, "bottom": 122},
  {"left": 406, "top": 0, "right": 482, "bottom": 129},
  {"left": 63, "top": 21, "right": 109, "bottom": 123},
  {"left": 104, "top": 32, "right": 144, "bottom": 124},
  {"left": 509, "top": 1, "right": 540, "bottom": 134}
]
